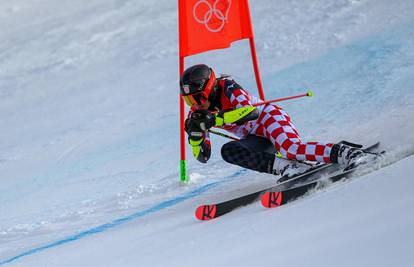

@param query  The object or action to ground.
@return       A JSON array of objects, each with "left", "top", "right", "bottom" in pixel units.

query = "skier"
[{"left": 181, "top": 64, "right": 370, "bottom": 181}]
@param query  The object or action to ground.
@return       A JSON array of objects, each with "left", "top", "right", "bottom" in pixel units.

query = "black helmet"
[{"left": 180, "top": 64, "right": 216, "bottom": 106}]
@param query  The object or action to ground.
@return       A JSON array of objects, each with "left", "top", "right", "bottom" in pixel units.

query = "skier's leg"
[
  {"left": 254, "top": 105, "right": 334, "bottom": 164},
  {"left": 221, "top": 135, "right": 276, "bottom": 174},
  {"left": 221, "top": 135, "right": 312, "bottom": 178}
]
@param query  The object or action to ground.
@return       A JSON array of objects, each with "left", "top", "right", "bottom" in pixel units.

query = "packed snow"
[{"left": 1, "top": 0, "right": 414, "bottom": 266}]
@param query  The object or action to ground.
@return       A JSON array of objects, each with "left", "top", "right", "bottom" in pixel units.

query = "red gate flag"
[{"left": 179, "top": 0, "right": 254, "bottom": 57}]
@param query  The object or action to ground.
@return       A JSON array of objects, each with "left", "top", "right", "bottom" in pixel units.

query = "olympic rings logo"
[{"left": 193, "top": 0, "right": 232, "bottom": 33}]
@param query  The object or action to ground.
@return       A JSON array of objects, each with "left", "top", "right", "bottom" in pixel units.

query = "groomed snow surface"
[{"left": 1, "top": 0, "right": 414, "bottom": 266}]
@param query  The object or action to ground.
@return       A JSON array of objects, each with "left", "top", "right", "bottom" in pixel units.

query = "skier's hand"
[
  {"left": 185, "top": 110, "right": 215, "bottom": 142},
  {"left": 185, "top": 118, "right": 204, "bottom": 142},
  {"left": 189, "top": 110, "right": 216, "bottom": 131}
]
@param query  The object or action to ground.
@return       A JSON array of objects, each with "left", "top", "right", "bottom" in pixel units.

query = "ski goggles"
[{"left": 182, "top": 92, "right": 209, "bottom": 106}]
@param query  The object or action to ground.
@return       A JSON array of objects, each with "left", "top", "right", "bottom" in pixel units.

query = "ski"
[
  {"left": 195, "top": 142, "right": 380, "bottom": 221},
  {"left": 262, "top": 144, "right": 386, "bottom": 208},
  {"left": 195, "top": 160, "right": 337, "bottom": 221},
  {"left": 261, "top": 163, "right": 369, "bottom": 208},
  {"left": 194, "top": 165, "right": 329, "bottom": 221}
]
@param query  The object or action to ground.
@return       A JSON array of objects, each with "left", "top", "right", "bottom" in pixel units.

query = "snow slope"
[
  {"left": 6, "top": 156, "right": 414, "bottom": 267},
  {"left": 1, "top": 0, "right": 414, "bottom": 266}
]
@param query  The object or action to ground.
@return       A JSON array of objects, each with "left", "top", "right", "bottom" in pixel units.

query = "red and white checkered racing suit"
[{"left": 190, "top": 78, "right": 334, "bottom": 164}]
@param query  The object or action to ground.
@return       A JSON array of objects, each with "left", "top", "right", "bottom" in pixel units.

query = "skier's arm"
[
  {"left": 185, "top": 104, "right": 258, "bottom": 162},
  {"left": 214, "top": 106, "right": 259, "bottom": 126},
  {"left": 185, "top": 112, "right": 212, "bottom": 163},
  {"left": 216, "top": 86, "right": 259, "bottom": 126},
  {"left": 188, "top": 132, "right": 211, "bottom": 163}
]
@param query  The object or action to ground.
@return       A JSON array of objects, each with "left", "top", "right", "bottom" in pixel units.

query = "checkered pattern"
[
  {"left": 251, "top": 105, "right": 334, "bottom": 163},
  {"left": 230, "top": 89, "right": 252, "bottom": 108},
  {"left": 187, "top": 80, "right": 334, "bottom": 164},
  {"left": 215, "top": 88, "right": 334, "bottom": 164},
  {"left": 220, "top": 88, "right": 265, "bottom": 137}
]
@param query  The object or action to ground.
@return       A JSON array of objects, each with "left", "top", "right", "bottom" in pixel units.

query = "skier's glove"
[
  {"left": 189, "top": 110, "right": 216, "bottom": 131},
  {"left": 184, "top": 119, "right": 203, "bottom": 143},
  {"left": 185, "top": 110, "right": 216, "bottom": 141}
]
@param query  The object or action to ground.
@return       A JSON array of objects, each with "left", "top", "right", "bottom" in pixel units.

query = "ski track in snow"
[
  {"left": 0, "top": 0, "right": 414, "bottom": 266},
  {"left": 0, "top": 170, "right": 245, "bottom": 265}
]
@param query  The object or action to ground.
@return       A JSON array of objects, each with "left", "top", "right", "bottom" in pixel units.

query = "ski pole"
[
  {"left": 209, "top": 129, "right": 240, "bottom": 141},
  {"left": 209, "top": 91, "right": 313, "bottom": 141},
  {"left": 253, "top": 90, "right": 313, "bottom": 106}
]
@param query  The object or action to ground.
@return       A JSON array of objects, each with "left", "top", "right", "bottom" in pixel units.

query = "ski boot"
[
  {"left": 330, "top": 142, "right": 377, "bottom": 170},
  {"left": 273, "top": 157, "right": 313, "bottom": 183}
]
